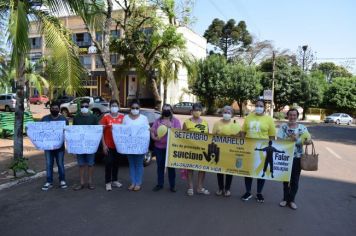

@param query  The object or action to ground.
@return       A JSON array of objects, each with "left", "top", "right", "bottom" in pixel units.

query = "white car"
[
  {"left": 0, "top": 93, "right": 28, "bottom": 111},
  {"left": 60, "top": 96, "right": 110, "bottom": 117},
  {"left": 324, "top": 113, "right": 353, "bottom": 125}
]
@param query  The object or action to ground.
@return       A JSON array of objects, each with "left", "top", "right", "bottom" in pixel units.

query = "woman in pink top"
[{"left": 150, "top": 104, "right": 181, "bottom": 192}]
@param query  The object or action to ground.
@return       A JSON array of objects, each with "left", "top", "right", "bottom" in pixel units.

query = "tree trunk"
[
  {"left": 148, "top": 72, "right": 162, "bottom": 110},
  {"left": 302, "top": 106, "right": 307, "bottom": 120},
  {"left": 238, "top": 101, "right": 244, "bottom": 117},
  {"left": 163, "top": 78, "right": 168, "bottom": 105},
  {"left": 14, "top": 56, "right": 26, "bottom": 160}
]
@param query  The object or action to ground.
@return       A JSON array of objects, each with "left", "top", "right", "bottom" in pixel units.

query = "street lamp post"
[
  {"left": 302, "top": 45, "right": 308, "bottom": 71},
  {"left": 271, "top": 51, "right": 276, "bottom": 118}
]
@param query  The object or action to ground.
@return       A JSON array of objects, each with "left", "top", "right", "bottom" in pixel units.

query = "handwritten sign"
[
  {"left": 26, "top": 121, "right": 66, "bottom": 150},
  {"left": 112, "top": 124, "right": 150, "bottom": 154},
  {"left": 65, "top": 125, "right": 103, "bottom": 154}
]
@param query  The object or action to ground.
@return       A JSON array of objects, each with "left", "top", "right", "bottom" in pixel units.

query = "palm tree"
[{"left": 0, "top": 0, "right": 84, "bottom": 164}]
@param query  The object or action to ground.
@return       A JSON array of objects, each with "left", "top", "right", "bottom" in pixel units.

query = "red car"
[{"left": 29, "top": 95, "right": 49, "bottom": 104}]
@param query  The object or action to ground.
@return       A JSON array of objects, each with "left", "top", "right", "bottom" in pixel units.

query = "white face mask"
[
  {"left": 223, "top": 113, "right": 232, "bottom": 121},
  {"left": 81, "top": 107, "right": 89, "bottom": 114},
  {"left": 131, "top": 109, "right": 139, "bottom": 116},
  {"left": 255, "top": 107, "right": 264, "bottom": 114},
  {"left": 111, "top": 107, "right": 119, "bottom": 113}
]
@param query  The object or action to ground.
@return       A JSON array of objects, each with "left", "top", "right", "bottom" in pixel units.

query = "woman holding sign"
[
  {"left": 123, "top": 101, "right": 149, "bottom": 191},
  {"left": 212, "top": 106, "right": 241, "bottom": 197},
  {"left": 277, "top": 108, "right": 311, "bottom": 210},
  {"left": 100, "top": 99, "right": 125, "bottom": 191},
  {"left": 183, "top": 103, "right": 210, "bottom": 196},
  {"left": 240, "top": 100, "right": 276, "bottom": 203},
  {"left": 151, "top": 104, "right": 181, "bottom": 192}
]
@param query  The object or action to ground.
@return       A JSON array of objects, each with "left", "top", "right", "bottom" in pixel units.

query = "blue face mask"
[{"left": 255, "top": 107, "right": 264, "bottom": 114}]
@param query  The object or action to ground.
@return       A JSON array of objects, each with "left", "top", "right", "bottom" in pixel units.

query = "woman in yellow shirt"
[
  {"left": 240, "top": 100, "right": 276, "bottom": 203},
  {"left": 212, "top": 106, "right": 241, "bottom": 197},
  {"left": 183, "top": 103, "right": 210, "bottom": 196}
]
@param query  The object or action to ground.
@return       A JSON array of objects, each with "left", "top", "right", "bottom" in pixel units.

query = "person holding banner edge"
[
  {"left": 100, "top": 99, "right": 125, "bottom": 191},
  {"left": 212, "top": 105, "right": 241, "bottom": 197},
  {"left": 40, "top": 102, "right": 69, "bottom": 191},
  {"left": 183, "top": 103, "right": 210, "bottom": 196},
  {"left": 277, "top": 108, "right": 312, "bottom": 210},
  {"left": 240, "top": 99, "right": 276, "bottom": 203},
  {"left": 151, "top": 104, "right": 181, "bottom": 192},
  {"left": 73, "top": 99, "right": 99, "bottom": 190},
  {"left": 123, "top": 101, "right": 149, "bottom": 191}
]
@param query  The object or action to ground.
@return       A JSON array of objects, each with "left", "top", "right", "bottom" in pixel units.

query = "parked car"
[
  {"left": 324, "top": 113, "right": 353, "bottom": 125},
  {"left": 45, "top": 95, "right": 75, "bottom": 108},
  {"left": 172, "top": 102, "right": 206, "bottom": 115},
  {"left": 60, "top": 96, "right": 110, "bottom": 117},
  {"left": 95, "top": 108, "right": 161, "bottom": 166},
  {"left": 29, "top": 95, "right": 49, "bottom": 104},
  {"left": 0, "top": 93, "right": 28, "bottom": 111}
]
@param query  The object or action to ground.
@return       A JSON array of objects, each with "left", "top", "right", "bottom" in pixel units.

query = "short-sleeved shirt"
[
  {"left": 212, "top": 119, "right": 241, "bottom": 135},
  {"left": 183, "top": 118, "right": 209, "bottom": 133},
  {"left": 73, "top": 113, "right": 98, "bottom": 126},
  {"left": 100, "top": 113, "right": 125, "bottom": 149},
  {"left": 152, "top": 117, "right": 181, "bottom": 149},
  {"left": 41, "top": 114, "right": 68, "bottom": 150},
  {"left": 123, "top": 114, "right": 149, "bottom": 127},
  {"left": 241, "top": 113, "right": 276, "bottom": 139},
  {"left": 277, "top": 123, "right": 308, "bottom": 158}
]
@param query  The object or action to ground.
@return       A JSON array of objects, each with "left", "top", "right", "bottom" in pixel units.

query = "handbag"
[{"left": 301, "top": 141, "right": 319, "bottom": 171}]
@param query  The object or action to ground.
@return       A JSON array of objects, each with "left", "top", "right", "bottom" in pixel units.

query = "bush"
[{"left": 274, "top": 112, "right": 286, "bottom": 120}]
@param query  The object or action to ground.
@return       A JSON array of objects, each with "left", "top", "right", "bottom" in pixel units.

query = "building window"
[
  {"left": 29, "top": 52, "right": 42, "bottom": 65},
  {"left": 82, "top": 75, "right": 98, "bottom": 87},
  {"left": 73, "top": 32, "right": 91, "bottom": 47},
  {"left": 110, "top": 54, "right": 118, "bottom": 65},
  {"left": 30, "top": 37, "right": 42, "bottom": 49},
  {"left": 95, "top": 55, "right": 104, "bottom": 68},
  {"left": 79, "top": 55, "right": 92, "bottom": 69}
]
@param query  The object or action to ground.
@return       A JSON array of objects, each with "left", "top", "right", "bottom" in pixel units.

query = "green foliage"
[
  {"left": 9, "top": 157, "right": 29, "bottom": 177},
  {"left": 274, "top": 112, "right": 286, "bottom": 120},
  {"left": 324, "top": 77, "right": 356, "bottom": 114},
  {"left": 204, "top": 18, "right": 252, "bottom": 59},
  {"left": 298, "top": 74, "right": 323, "bottom": 119},
  {"left": 313, "top": 62, "right": 352, "bottom": 82}
]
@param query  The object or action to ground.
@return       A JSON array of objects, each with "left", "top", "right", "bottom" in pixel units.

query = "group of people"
[{"left": 41, "top": 99, "right": 311, "bottom": 210}]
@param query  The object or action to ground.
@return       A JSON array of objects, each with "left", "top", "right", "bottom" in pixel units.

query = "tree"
[
  {"left": 1, "top": 0, "right": 84, "bottom": 164},
  {"left": 298, "top": 74, "right": 323, "bottom": 120},
  {"left": 296, "top": 45, "right": 315, "bottom": 71},
  {"left": 225, "top": 63, "right": 262, "bottom": 117},
  {"left": 239, "top": 38, "right": 273, "bottom": 65},
  {"left": 313, "top": 62, "right": 352, "bottom": 82},
  {"left": 324, "top": 77, "right": 356, "bottom": 114},
  {"left": 203, "top": 18, "right": 252, "bottom": 59},
  {"left": 190, "top": 55, "right": 228, "bottom": 113}
]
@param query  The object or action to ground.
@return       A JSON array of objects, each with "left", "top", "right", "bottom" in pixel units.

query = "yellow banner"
[{"left": 166, "top": 129, "right": 296, "bottom": 182}]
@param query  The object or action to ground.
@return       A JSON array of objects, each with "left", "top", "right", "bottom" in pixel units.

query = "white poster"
[
  {"left": 112, "top": 124, "right": 150, "bottom": 154},
  {"left": 65, "top": 125, "right": 103, "bottom": 154},
  {"left": 26, "top": 121, "right": 66, "bottom": 150}
]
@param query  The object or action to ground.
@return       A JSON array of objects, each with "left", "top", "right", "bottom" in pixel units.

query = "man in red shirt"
[{"left": 100, "top": 99, "right": 125, "bottom": 191}]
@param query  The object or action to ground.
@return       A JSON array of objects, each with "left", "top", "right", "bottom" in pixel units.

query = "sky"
[{"left": 191, "top": 0, "right": 356, "bottom": 73}]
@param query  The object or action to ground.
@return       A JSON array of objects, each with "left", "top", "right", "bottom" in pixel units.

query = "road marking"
[{"left": 325, "top": 147, "right": 342, "bottom": 160}]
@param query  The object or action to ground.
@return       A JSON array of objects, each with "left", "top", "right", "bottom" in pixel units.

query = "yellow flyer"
[{"left": 166, "top": 129, "right": 295, "bottom": 182}]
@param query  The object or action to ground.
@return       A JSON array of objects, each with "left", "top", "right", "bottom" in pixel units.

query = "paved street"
[{"left": 0, "top": 107, "right": 355, "bottom": 236}]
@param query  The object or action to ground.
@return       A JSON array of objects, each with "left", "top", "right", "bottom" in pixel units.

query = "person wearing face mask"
[
  {"left": 122, "top": 101, "right": 149, "bottom": 191},
  {"left": 100, "top": 99, "right": 125, "bottom": 191},
  {"left": 212, "top": 106, "right": 241, "bottom": 197},
  {"left": 240, "top": 99, "right": 276, "bottom": 203},
  {"left": 182, "top": 103, "right": 210, "bottom": 196},
  {"left": 151, "top": 104, "right": 181, "bottom": 192},
  {"left": 277, "top": 108, "right": 311, "bottom": 210},
  {"left": 40, "top": 102, "right": 69, "bottom": 191},
  {"left": 73, "top": 99, "right": 99, "bottom": 190}
]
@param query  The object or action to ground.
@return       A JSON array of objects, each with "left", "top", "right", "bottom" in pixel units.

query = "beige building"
[{"left": 28, "top": 11, "right": 207, "bottom": 107}]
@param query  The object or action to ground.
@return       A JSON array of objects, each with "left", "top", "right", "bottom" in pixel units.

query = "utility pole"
[
  {"left": 271, "top": 51, "right": 275, "bottom": 118},
  {"left": 302, "top": 45, "right": 308, "bottom": 71}
]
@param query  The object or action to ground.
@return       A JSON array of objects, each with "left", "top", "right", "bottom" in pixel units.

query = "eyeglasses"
[
  {"left": 81, "top": 105, "right": 89, "bottom": 108},
  {"left": 131, "top": 107, "right": 140, "bottom": 110}
]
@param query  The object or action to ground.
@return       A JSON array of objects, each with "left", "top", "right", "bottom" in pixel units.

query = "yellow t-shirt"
[
  {"left": 183, "top": 118, "right": 209, "bottom": 133},
  {"left": 212, "top": 120, "right": 241, "bottom": 135},
  {"left": 241, "top": 113, "right": 276, "bottom": 139}
]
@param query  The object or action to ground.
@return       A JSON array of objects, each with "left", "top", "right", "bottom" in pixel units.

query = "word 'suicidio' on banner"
[{"left": 166, "top": 129, "right": 296, "bottom": 182}]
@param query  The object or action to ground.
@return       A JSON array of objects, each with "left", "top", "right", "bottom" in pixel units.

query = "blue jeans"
[
  {"left": 76, "top": 154, "right": 95, "bottom": 166},
  {"left": 44, "top": 149, "right": 65, "bottom": 183},
  {"left": 155, "top": 148, "right": 175, "bottom": 188},
  {"left": 127, "top": 154, "right": 144, "bottom": 185}
]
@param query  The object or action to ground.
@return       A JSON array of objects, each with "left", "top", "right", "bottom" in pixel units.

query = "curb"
[{"left": 0, "top": 161, "right": 77, "bottom": 191}]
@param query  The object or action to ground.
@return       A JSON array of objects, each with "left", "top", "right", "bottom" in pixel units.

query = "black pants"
[
  {"left": 105, "top": 148, "right": 122, "bottom": 184},
  {"left": 217, "top": 174, "right": 233, "bottom": 191},
  {"left": 283, "top": 158, "right": 301, "bottom": 202},
  {"left": 263, "top": 156, "right": 273, "bottom": 174},
  {"left": 245, "top": 177, "right": 265, "bottom": 194}
]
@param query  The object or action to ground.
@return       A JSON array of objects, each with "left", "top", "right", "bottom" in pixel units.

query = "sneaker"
[
  {"left": 41, "top": 182, "right": 53, "bottom": 191},
  {"left": 241, "top": 192, "right": 252, "bottom": 201},
  {"left": 60, "top": 181, "right": 67, "bottom": 189},
  {"left": 152, "top": 185, "right": 163, "bottom": 192},
  {"left": 289, "top": 202, "right": 298, "bottom": 210},
  {"left": 216, "top": 189, "right": 224, "bottom": 196},
  {"left": 256, "top": 193, "right": 265, "bottom": 203},
  {"left": 279, "top": 201, "right": 287, "bottom": 207},
  {"left": 187, "top": 188, "right": 194, "bottom": 196},
  {"left": 170, "top": 187, "right": 177, "bottom": 193},
  {"left": 111, "top": 181, "right": 123, "bottom": 188},
  {"left": 106, "top": 183, "right": 112, "bottom": 191}
]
